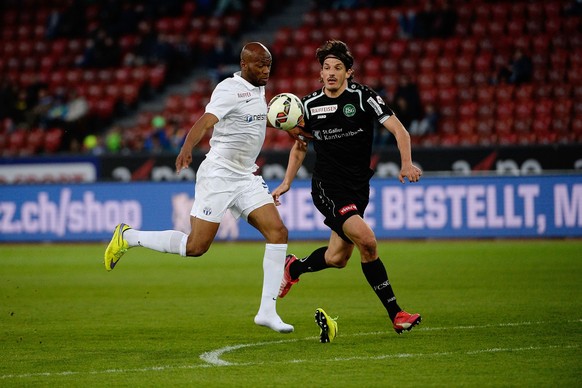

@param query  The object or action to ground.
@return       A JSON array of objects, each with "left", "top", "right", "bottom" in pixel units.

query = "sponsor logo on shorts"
[{"left": 338, "top": 203, "right": 357, "bottom": 215}]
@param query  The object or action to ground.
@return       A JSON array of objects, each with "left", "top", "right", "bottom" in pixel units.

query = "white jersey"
[{"left": 204, "top": 71, "right": 268, "bottom": 174}]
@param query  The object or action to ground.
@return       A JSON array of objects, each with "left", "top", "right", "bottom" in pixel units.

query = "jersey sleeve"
[
  {"left": 362, "top": 85, "right": 394, "bottom": 124},
  {"left": 205, "top": 83, "right": 237, "bottom": 121}
]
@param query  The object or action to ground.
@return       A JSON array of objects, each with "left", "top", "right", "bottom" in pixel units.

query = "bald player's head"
[{"left": 240, "top": 42, "right": 272, "bottom": 87}]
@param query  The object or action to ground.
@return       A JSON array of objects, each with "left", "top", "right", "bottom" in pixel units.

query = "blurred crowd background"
[{"left": 0, "top": 0, "right": 581, "bottom": 157}]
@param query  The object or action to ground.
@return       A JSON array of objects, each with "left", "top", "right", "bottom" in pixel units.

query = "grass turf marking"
[{"left": 1, "top": 319, "right": 580, "bottom": 380}]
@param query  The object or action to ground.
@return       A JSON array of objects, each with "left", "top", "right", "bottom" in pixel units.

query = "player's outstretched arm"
[
  {"left": 175, "top": 113, "right": 219, "bottom": 173},
  {"left": 383, "top": 115, "right": 422, "bottom": 183},
  {"left": 272, "top": 140, "right": 308, "bottom": 205}
]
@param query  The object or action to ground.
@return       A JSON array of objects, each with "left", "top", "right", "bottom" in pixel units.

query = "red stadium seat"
[
  {"left": 417, "top": 73, "right": 435, "bottom": 89},
  {"left": 436, "top": 71, "right": 454, "bottom": 88},
  {"left": 389, "top": 40, "right": 407, "bottom": 59},
  {"left": 476, "top": 86, "right": 495, "bottom": 104},
  {"left": 44, "top": 128, "right": 64, "bottom": 153},
  {"left": 458, "top": 117, "right": 477, "bottom": 135},
  {"left": 515, "top": 100, "right": 534, "bottom": 119},
  {"left": 553, "top": 98, "right": 573, "bottom": 116},
  {"left": 457, "top": 87, "right": 476, "bottom": 103},
  {"left": 419, "top": 57, "right": 437, "bottom": 74},
  {"left": 515, "top": 85, "right": 534, "bottom": 100},
  {"left": 535, "top": 99, "right": 554, "bottom": 117},
  {"left": 25, "top": 127, "right": 45, "bottom": 154},
  {"left": 496, "top": 102, "right": 515, "bottom": 119},
  {"left": 458, "top": 101, "right": 478, "bottom": 119},
  {"left": 495, "top": 85, "right": 515, "bottom": 102},
  {"left": 424, "top": 39, "right": 442, "bottom": 58}
]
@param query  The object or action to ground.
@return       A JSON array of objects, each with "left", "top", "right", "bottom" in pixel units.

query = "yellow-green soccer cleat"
[
  {"left": 315, "top": 308, "right": 338, "bottom": 343},
  {"left": 104, "top": 223, "right": 131, "bottom": 271}
]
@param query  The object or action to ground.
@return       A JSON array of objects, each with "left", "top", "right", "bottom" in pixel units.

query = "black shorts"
[{"left": 311, "top": 178, "right": 370, "bottom": 243}]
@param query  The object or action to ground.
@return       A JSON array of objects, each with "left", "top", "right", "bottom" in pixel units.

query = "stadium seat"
[
  {"left": 25, "top": 127, "right": 45, "bottom": 155},
  {"left": 457, "top": 87, "right": 476, "bottom": 103},
  {"left": 43, "top": 128, "right": 64, "bottom": 154},
  {"left": 553, "top": 98, "right": 573, "bottom": 116},
  {"left": 514, "top": 118, "right": 533, "bottom": 135},
  {"left": 419, "top": 57, "right": 436, "bottom": 74},
  {"left": 458, "top": 102, "right": 478, "bottom": 119},
  {"left": 495, "top": 85, "right": 515, "bottom": 102},
  {"left": 417, "top": 73, "right": 435, "bottom": 89},
  {"left": 515, "top": 100, "right": 534, "bottom": 119},
  {"left": 6, "top": 128, "right": 27, "bottom": 156}
]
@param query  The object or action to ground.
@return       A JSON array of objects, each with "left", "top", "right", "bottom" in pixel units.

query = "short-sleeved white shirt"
[{"left": 204, "top": 71, "right": 268, "bottom": 174}]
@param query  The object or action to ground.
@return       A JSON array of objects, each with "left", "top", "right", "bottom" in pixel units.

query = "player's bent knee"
[
  {"left": 185, "top": 244, "right": 210, "bottom": 257},
  {"left": 358, "top": 239, "right": 377, "bottom": 259},
  {"left": 265, "top": 224, "right": 288, "bottom": 244}
]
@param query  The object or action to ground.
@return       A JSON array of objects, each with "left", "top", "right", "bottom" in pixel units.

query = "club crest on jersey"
[
  {"left": 343, "top": 104, "right": 356, "bottom": 117},
  {"left": 339, "top": 203, "right": 357, "bottom": 215}
]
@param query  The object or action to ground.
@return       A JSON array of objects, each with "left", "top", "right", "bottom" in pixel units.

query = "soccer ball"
[{"left": 267, "top": 93, "right": 304, "bottom": 131}]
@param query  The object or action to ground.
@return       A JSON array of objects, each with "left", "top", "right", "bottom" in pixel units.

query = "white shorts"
[{"left": 190, "top": 159, "right": 274, "bottom": 223}]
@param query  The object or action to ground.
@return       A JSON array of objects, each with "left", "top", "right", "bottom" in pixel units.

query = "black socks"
[
  {"left": 361, "top": 258, "right": 401, "bottom": 322},
  {"left": 289, "top": 246, "right": 328, "bottom": 280}
]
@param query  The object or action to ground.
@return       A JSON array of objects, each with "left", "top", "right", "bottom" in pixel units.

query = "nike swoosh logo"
[{"left": 245, "top": 99, "right": 252, "bottom": 103}]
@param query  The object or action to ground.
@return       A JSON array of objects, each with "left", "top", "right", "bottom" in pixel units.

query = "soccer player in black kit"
[{"left": 272, "top": 40, "right": 423, "bottom": 337}]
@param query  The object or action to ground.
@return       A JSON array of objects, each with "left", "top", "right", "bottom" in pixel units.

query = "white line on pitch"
[
  {"left": 1, "top": 319, "right": 580, "bottom": 380},
  {"left": 199, "top": 319, "right": 582, "bottom": 366}
]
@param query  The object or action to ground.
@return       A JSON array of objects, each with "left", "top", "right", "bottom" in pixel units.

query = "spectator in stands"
[
  {"left": 83, "top": 133, "right": 105, "bottom": 155},
  {"left": 398, "top": 9, "right": 417, "bottom": 38},
  {"left": 12, "top": 89, "right": 29, "bottom": 125},
  {"left": 432, "top": 0, "right": 457, "bottom": 38},
  {"left": 509, "top": 50, "right": 533, "bottom": 85},
  {"left": 64, "top": 89, "right": 89, "bottom": 131},
  {"left": 409, "top": 103, "right": 438, "bottom": 136},
  {"left": 0, "top": 78, "right": 17, "bottom": 121},
  {"left": 393, "top": 75, "right": 423, "bottom": 123},
  {"left": 143, "top": 115, "right": 171, "bottom": 153},
  {"left": 46, "top": 89, "right": 69, "bottom": 128},
  {"left": 105, "top": 126, "right": 123, "bottom": 153},
  {"left": 491, "top": 61, "right": 512, "bottom": 85},
  {"left": 214, "top": 0, "right": 244, "bottom": 16},
  {"left": 25, "top": 75, "right": 49, "bottom": 109},
  {"left": 206, "top": 36, "right": 238, "bottom": 83},
  {"left": 27, "top": 88, "right": 54, "bottom": 128},
  {"left": 413, "top": 2, "right": 437, "bottom": 39},
  {"left": 399, "top": 1, "right": 457, "bottom": 39},
  {"left": 565, "top": 0, "right": 582, "bottom": 16},
  {"left": 134, "top": 20, "right": 159, "bottom": 64},
  {"left": 166, "top": 121, "right": 186, "bottom": 152},
  {"left": 45, "top": 0, "right": 86, "bottom": 39}
]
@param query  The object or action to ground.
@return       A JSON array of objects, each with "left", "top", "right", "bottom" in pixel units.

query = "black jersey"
[{"left": 302, "top": 81, "right": 394, "bottom": 189}]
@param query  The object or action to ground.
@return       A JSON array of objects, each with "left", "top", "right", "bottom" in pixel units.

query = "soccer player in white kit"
[{"left": 104, "top": 42, "right": 306, "bottom": 333}]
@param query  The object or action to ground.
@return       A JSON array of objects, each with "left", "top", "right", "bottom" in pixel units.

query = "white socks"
[
  {"left": 124, "top": 229, "right": 188, "bottom": 256},
  {"left": 123, "top": 231, "right": 293, "bottom": 333},
  {"left": 254, "top": 243, "right": 294, "bottom": 333}
]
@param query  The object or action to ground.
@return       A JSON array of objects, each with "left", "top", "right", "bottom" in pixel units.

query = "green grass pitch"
[{"left": 1, "top": 240, "right": 580, "bottom": 386}]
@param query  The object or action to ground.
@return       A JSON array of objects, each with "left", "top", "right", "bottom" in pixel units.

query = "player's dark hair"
[{"left": 316, "top": 40, "right": 354, "bottom": 71}]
